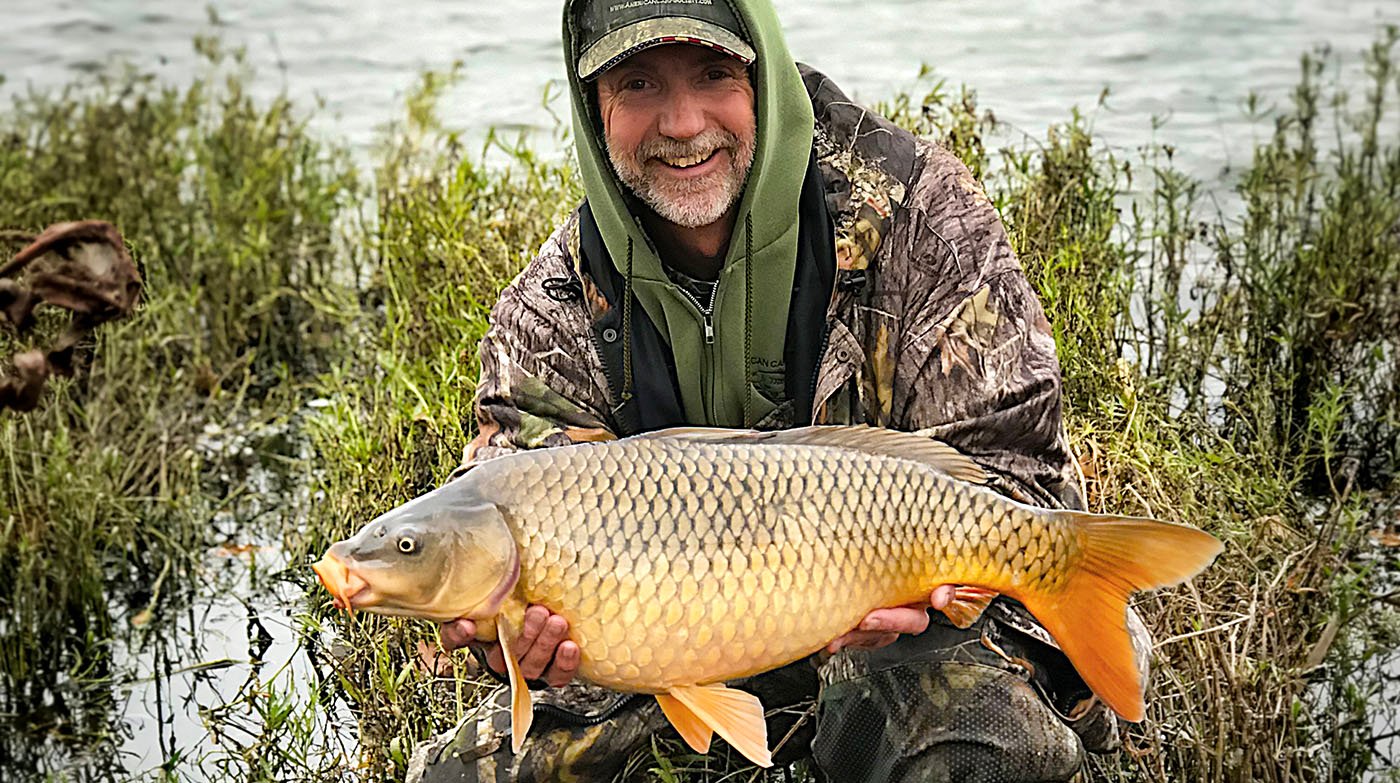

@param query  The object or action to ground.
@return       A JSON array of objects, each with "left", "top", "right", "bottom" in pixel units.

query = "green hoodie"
[{"left": 562, "top": 0, "right": 816, "bottom": 428}]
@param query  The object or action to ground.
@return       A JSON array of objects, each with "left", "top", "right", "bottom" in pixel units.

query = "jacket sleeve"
[
  {"left": 893, "top": 144, "right": 1084, "bottom": 510},
  {"left": 452, "top": 224, "right": 617, "bottom": 477}
]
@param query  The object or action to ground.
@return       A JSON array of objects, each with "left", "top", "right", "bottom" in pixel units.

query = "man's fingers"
[
  {"left": 518, "top": 613, "right": 569, "bottom": 680},
  {"left": 826, "top": 590, "right": 965, "bottom": 655},
  {"left": 517, "top": 605, "right": 550, "bottom": 648},
  {"left": 930, "top": 584, "right": 956, "bottom": 611},
  {"left": 484, "top": 643, "right": 505, "bottom": 674},
  {"left": 439, "top": 619, "right": 477, "bottom": 653},
  {"left": 859, "top": 606, "right": 931, "bottom": 636},
  {"left": 827, "top": 630, "right": 900, "bottom": 652},
  {"left": 544, "top": 641, "right": 581, "bottom": 687}
]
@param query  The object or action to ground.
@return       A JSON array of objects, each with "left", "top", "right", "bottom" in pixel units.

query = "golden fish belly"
[{"left": 477, "top": 437, "right": 1069, "bottom": 692}]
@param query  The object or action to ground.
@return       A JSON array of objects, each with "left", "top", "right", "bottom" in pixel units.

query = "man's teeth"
[{"left": 661, "top": 151, "right": 712, "bottom": 168}]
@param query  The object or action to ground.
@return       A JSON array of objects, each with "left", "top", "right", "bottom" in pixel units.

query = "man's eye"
[{"left": 625, "top": 78, "right": 649, "bottom": 91}]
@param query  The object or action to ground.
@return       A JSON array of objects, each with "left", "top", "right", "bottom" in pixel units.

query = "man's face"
[{"left": 595, "top": 44, "right": 757, "bottom": 229}]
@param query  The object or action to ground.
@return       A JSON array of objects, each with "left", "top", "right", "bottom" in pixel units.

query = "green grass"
[
  {"left": 0, "top": 37, "right": 360, "bottom": 777},
  {"left": 2, "top": 25, "right": 1398, "bottom": 783}
]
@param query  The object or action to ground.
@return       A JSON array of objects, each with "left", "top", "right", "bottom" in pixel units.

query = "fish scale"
[{"left": 470, "top": 436, "right": 1057, "bottom": 691}]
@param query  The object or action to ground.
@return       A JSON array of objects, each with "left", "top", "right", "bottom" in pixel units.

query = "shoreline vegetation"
[{"left": 2, "top": 27, "right": 1398, "bottom": 782}]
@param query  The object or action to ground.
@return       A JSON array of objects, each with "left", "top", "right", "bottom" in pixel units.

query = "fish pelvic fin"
[
  {"left": 496, "top": 617, "right": 534, "bottom": 753},
  {"left": 1025, "top": 512, "right": 1223, "bottom": 723},
  {"left": 655, "top": 693, "right": 713, "bottom": 754},
  {"left": 666, "top": 683, "right": 772, "bottom": 768},
  {"left": 941, "top": 585, "right": 999, "bottom": 629}
]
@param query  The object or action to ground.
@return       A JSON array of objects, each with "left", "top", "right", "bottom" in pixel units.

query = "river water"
[{"left": 3, "top": 0, "right": 1398, "bottom": 182}]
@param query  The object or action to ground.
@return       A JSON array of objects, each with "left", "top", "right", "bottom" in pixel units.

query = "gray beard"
[{"left": 607, "top": 128, "right": 756, "bottom": 229}]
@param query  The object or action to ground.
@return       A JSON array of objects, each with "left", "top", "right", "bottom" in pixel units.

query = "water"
[{"left": 2, "top": 0, "right": 1397, "bottom": 182}]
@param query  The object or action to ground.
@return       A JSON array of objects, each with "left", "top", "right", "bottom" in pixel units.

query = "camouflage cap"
[{"left": 574, "top": 0, "right": 756, "bottom": 80}]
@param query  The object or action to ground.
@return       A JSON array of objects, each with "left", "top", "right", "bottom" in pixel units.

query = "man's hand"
[
  {"left": 440, "top": 605, "right": 581, "bottom": 687},
  {"left": 826, "top": 584, "right": 957, "bottom": 653}
]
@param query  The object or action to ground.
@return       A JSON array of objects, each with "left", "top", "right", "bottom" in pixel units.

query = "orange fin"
[
  {"left": 655, "top": 693, "right": 713, "bottom": 753},
  {"left": 1020, "top": 512, "right": 1222, "bottom": 723},
  {"left": 941, "top": 585, "right": 999, "bottom": 629},
  {"left": 668, "top": 683, "right": 772, "bottom": 768},
  {"left": 496, "top": 618, "right": 534, "bottom": 753}
]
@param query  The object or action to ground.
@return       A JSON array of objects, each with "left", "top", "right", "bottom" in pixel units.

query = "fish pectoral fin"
[
  {"left": 941, "top": 585, "right": 1000, "bottom": 629},
  {"left": 655, "top": 693, "right": 712, "bottom": 753},
  {"left": 496, "top": 618, "right": 534, "bottom": 753},
  {"left": 667, "top": 684, "right": 772, "bottom": 768}
]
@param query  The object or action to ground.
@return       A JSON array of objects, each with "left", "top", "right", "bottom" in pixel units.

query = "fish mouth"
[{"left": 312, "top": 553, "right": 370, "bottom": 613}]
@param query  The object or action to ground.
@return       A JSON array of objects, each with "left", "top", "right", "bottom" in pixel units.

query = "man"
[{"left": 411, "top": 0, "right": 1137, "bottom": 780}]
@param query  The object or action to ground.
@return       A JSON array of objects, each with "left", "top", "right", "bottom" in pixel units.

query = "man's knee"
[
  {"left": 811, "top": 658, "right": 1085, "bottom": 783},
  {"left": 408, "top": 663, "right": 820, "bottom": 783},
  {"left": 408, "top": 685, "right": 665, "bottom": 783}
]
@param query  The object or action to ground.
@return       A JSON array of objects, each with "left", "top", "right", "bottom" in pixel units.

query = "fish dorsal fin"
[
  {"left": 637, "top": 425, "right": 988, "bottom": 484},
  {"left": 655, "top": 693, "right": 713, "bottom": 753},
  {"left": 496, "top": 617, "right": 534, "bottom": 753},
  {"left": 940, "top": 585, "right": 1000, "bottom": 629},
  {"left": 666, "top": 683, "right": 772, "bottom": 768}
]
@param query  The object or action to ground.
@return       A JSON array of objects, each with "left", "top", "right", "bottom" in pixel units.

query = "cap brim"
[{"left": 577, "top": 17, "right": 756, "bottom": 80}]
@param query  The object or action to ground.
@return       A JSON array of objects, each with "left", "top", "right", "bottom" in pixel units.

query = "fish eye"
[{"left": 397, "top": 536, "right": 418, "bottom": 555}]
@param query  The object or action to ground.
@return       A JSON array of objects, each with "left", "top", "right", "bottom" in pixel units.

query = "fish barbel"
[{"left": 313, "top": 426, "right": 1221, "bottom": 767}]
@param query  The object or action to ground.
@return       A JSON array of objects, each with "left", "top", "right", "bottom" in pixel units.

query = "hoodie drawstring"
[
  {"left": 622, "top": 236, "right": 635, "bottom": 405},
  {"left": 743, "top": 212, "right": 754, "bottom": 429}
]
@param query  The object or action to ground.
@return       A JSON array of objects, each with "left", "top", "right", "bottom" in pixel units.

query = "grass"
[
  {"left": 0, "top": 36, "right": 360, "bottom": 777},
  {"left": 1, "top": 24, "right": 1397, "bottom": 783}
]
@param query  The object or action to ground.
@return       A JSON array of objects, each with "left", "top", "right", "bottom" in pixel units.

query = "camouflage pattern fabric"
[
  {"left": 812, "top": 613, "right": 1085, "bottom": 783},
  {"left": 461, "top": 65, "right": 1083, "bottom": 513},
  {"left": 422, "top": 65, "right": 1141, "bottom": 780},
  {"left": 410, "top": 664, "right": 818, "bottom": 783}
]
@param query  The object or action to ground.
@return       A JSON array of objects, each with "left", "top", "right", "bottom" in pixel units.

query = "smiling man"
[
  {"left": 601, "top": 44, "right": 756, "bottom": 240},
  {"left": 411, "top": 0, "right": 1140, "bottom": 781}
]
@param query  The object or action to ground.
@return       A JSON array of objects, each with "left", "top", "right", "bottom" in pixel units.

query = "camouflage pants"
[{"left": 408, "top": 610, "right": 1127, "bottom": 783}]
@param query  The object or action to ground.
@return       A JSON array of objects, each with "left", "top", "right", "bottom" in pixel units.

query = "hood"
[{"left": 562, "top": 0, "right": 816, "bottom": 427}]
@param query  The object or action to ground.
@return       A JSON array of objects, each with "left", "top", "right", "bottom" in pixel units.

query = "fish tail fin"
[{"left": 1021, "top": 512, "right": 1222, "bottom": 722}]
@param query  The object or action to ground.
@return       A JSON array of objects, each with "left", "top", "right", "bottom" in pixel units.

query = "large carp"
[{"left": 313, "top": 426, "right": 1221, "bottom": 767}]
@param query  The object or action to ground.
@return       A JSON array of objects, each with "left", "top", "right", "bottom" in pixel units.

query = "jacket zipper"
[
  {"left": 582, "top": 294, "right": 626, "bottom": 426},
  {"left": 808, "top": 323, "right": 831, "bottom": 424},
  {"left": 676, "top": 282, "right": 720, "bottom": 420}
]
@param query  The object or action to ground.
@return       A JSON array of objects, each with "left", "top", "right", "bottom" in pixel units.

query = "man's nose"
[{"left": 657, "top": 92, "right": 707, "bottom": 140}]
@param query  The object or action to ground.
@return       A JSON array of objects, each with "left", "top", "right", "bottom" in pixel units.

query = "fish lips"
[{"left": 312, "top": 553, "right": 371, "bottom": 611}]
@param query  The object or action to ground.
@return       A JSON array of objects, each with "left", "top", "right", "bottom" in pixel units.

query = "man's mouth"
[{"left": 655, "top": 149, "right": 719, "bottom": 170}]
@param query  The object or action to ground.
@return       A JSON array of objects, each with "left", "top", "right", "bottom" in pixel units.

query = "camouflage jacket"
[
  {"left": 462, "top": 65, "right": 1082, "bottom": 512},
  {"left": 445, "top": 67, "right": 1135, "bottom": 756}
]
